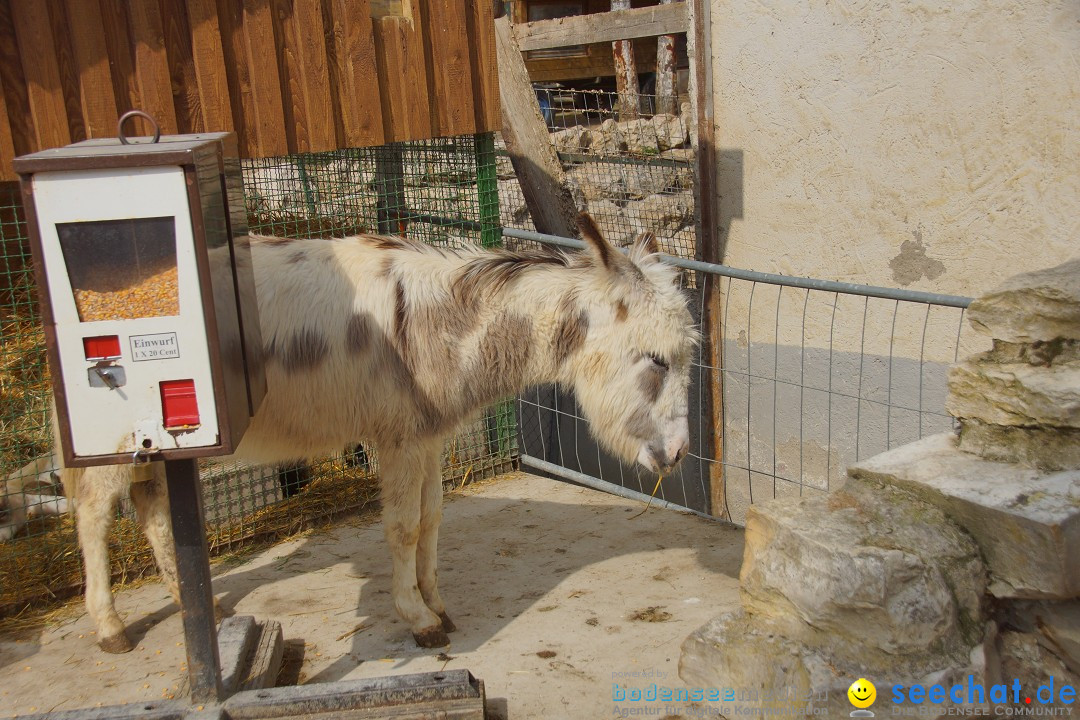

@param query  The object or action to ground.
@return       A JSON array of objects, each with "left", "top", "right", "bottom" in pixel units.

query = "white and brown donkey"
[{"left": 47, "top": 214, "right": 698, "bottom": 652}]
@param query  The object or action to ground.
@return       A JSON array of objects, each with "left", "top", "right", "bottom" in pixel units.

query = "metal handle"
[{"left": 117, "top": 110, "right": 161, "bottom": 145}]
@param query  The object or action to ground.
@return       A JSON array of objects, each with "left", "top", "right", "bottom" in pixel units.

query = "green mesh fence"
[{"left": 0, "top": 133, "right": 515, "bottom": 617}]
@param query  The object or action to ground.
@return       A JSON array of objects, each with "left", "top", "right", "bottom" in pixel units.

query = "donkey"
[{"left": 57, "top": 214, "right": 698, "bottom": 653}]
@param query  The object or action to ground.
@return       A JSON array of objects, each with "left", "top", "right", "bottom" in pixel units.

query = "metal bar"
[
  {"left": 473, "top": 132, "right": 501, "bottom": 248},
  {"left": 501, "top": 227, "right": 973, "bottom": 307},
  {"left": 164, "top": 458, "right": 225, "bottom": 705},
  {"left": 520, "top": 454, "right": 717, "bottom": 521},
  {"left": 554, "top": 150, "right": 693, "bottom": 169}
]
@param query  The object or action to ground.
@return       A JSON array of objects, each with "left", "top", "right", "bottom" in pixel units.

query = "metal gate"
[{"left": 509, "top": 228, "right": 976, "bottom": 525}]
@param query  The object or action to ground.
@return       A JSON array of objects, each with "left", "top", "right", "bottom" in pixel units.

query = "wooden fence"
[{"left": 0, "top": 0, "right": 500, "bottom": 180}]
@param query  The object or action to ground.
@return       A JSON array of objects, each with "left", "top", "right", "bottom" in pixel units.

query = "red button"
[
  {"left": 83, "top": 335, "right": 121, "bottom": 360},
  {"left": 160, "top": 380, "right": 200, "bottom": 428}
]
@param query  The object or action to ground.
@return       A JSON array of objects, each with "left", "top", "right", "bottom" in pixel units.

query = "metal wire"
[{"left": 512, "top": 230, "right": 976, "bottom": 526}]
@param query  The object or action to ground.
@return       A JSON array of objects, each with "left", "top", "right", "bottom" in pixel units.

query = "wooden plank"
[
  {"left": 63, "top": 0, "right": 118, "bottom": 139},
  {"left": 493, "top": 16, "right": 576, "bottom": 239},
  {"left": 0, "top": 72, "right": 17, "bottom": 180},
  {"left": 372, "top": 10, "right": 430, "bottom": 143},
  {"left": 9, "top": 0, "right": 70, "bottom": 149},
  {"left": 611, "top": 0, "right": 639, "bottom": 120},
  {"left": 128, "top": 0, "right": 179, "bottom": 135},
  {"left": 465, "top": 0, "right": 500, "bottom": 132},
  {"left": 186, "top": 0, "right": 234, "bottom": 133},
  {"left": 369, "top": 0, "right": 405, "bottom": 19},
  {"left": 0, "top": 0, "right": 35, "bottom": 160},
  {"left": 44, "top": 0, "right": 86, "bottom": 143},
  {"left": 97, "top": 0, "right": 139, "bottom": 123},
  {"left": 655, "top": 0, "right": 678, "bottom": 115},
  {"left": 276, "top": 0, "right": 336, "bottom": 152},
  {"left": 239, "top": 0, "right": 288, "bottom": 156},
  {"left": 421, "top": 0, "right": 475, "bottom": 137},
  {"left": 215, "top": 0, "right": 254, "bottom": 156},
  {"left": 687, "top": 0, "right": 724, "bottom": 520},
  {"left": 326, "top": 0, "right": 384, "bottom": 147},
  {"left": 160, "top": 0, "right": 203, "bottom": 134},
  {"left": 514, "top": 3, "right": 688, "bottom": 52}
]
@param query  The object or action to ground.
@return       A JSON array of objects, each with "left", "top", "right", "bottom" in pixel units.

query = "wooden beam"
[
  {"left": 493, "top": 15, "right": 576, "bottom": 239},
  {"left": 514, "top": 3, "right": 687, "bottom": 52},
  {"left": 688, "top": 0, "right": 724, "bottom": 520},
  {"left": 422, "top": 0, "right": 476, "bottom": 137},
  {"left": 186, "top": 0, "right": 234, "bottom": 134},
  {"left": 656, "top": 0, "right": 678, "bottom": 115},
  {"left": 611, "top": 0, "right": 639, "bottom": 120},
  {"left": 326, "top": 0, "right": 384, "bottom": 147},
  {"left": 64, "top": 0, "right": 118, "bottom": 139},
  {"left": 9, "top": 0, "right": 71, "bottom": 149}
]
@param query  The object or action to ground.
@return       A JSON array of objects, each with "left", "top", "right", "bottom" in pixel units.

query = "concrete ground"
[{"left": 0, "top": 472, "right": 743, "bottom": 719}]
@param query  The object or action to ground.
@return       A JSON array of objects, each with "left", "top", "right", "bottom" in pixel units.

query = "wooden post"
[
  {"left": 493, "top": 16, "right": 577, "bottom": 239},
  {"left": 656, "top": 0, "right": 678, "bottom": 115},
  {"left": 611, "top": 0, "right": 640, "bottom": 120},
  {"left": 688, "top": 0, "right": 726, "bottom": 520}
]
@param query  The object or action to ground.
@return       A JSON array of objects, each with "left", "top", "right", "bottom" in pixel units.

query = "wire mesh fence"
[
  {"left": 497, "top": 87, "right": 697, "bottom": 264},
  {"left": 0, "top": 135, "right": 516, "bottom": 617},
  {"left": 513, "top": 230, "right": 979, "bottom": 525}
]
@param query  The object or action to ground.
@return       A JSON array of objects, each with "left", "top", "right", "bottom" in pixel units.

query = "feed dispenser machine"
[{"left": 14, "top": 126, "right": 264, "bottom": 467}]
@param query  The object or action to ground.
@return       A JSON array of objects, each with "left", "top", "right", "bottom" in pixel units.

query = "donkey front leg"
[
  {"left": 378, "top": 439, "right": 447, "bottom": 648},
  {"left": 418, "top": 447, "right": 454, "bottom": 634},
  {"left": 71, "top": 465, "right": 133, "bottom": 653}
]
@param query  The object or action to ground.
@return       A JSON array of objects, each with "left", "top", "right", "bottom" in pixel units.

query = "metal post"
[
  {"left": 375, "top": 144, "right": 407, "bottom": 236},
  {"left": 165, "top": 458, "right": 224, "bottom": 705}
]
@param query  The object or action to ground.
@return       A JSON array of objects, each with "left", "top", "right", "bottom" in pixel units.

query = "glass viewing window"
[{"left": 57, "top": 217, "right": 179, "bottom": 322}]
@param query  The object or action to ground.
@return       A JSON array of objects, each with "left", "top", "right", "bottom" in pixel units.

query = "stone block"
[
  {"left": 967, "top": 257, "right": 1080, "bottom": 343},
  {"left": 947, "top": 358, "right": 1080, "bottom": 428},
  {"left": 850, "top": 433, "right": 1080, "bottom": 599},
  {"left": 680, "top": 610, "right": 994, "bottom": 717},
  {"left": 624, "top": 191, "right": 694, "bottom": 235},
  {"left": 586, "top": 119, "right": 626, "bottom": 155},
  {"left": 957, "top": 419, "right": 1080, "bottom": 471},
  {"left": 740, "top": 478, "right": 985, "bottom": 658},
  {"left": 651, "top": 113, "right": 688, "bottom": 150},
  {"left": 617, "top": 118, "right": 660, "bottom": 154}
]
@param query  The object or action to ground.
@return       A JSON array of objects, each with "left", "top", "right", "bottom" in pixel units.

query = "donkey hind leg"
[
  {"left": 417, "top": 447, "right": 454, "bottom": 634},
  {"left": 129, "top": 463, "right": 228, "bottom": 622},
  {"left": 379, "top": 439, "right": 447, "bottom": 648},
  {"left": 72, "top": 464, "right": 134, "bottom": 653},
  {"left": 129, "top": 464, "right": 180, "bottom": 606}
]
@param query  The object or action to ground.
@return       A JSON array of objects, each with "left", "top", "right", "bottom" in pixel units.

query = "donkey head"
[{"left": 565, "top": 215, "right": 698, "bottom": 475}]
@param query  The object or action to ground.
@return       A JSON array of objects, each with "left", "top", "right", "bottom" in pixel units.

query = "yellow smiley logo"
[{"left": 848, "top": 678, "right": 876, "bottom": 709}]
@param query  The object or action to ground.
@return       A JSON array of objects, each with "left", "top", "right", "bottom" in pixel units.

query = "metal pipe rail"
[{"left": 501, "top": 227, "right": 973, "bottom": 308}]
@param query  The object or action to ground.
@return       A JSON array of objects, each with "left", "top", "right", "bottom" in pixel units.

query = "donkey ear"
[
  {"left": 633, "top": 231, "right": 660, "bottom": 256},
  {"left": 577, "top": 213, "right": 615, "bottom": 271}
]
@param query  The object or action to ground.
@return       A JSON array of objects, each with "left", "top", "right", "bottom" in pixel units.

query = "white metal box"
[{"left": 14, "top": 133, "right": 264, "bottom": 466}]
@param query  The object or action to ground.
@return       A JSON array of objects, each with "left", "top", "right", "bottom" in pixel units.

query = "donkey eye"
[{"left": 647, "top": 353, "right": 669, "bottom": 371}]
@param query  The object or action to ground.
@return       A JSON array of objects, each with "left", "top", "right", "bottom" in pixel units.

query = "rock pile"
[{"left": 681, "top": 258, "right": 1080, "bottom": 715}]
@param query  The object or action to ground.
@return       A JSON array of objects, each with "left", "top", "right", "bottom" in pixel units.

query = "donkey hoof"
[
  {"left": 439, "top": 612, "right": 457, "bottom": 634},
  {"left": 99, "top": 632, "right": 134, "bottom": 654},
  {"left": 413, "top": 625, "right": 450, "bottom": 649}
]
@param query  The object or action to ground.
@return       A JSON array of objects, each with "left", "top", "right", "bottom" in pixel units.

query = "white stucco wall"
[{"left": 711, "top": 0, "right": 1079, "bottom": 298}]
